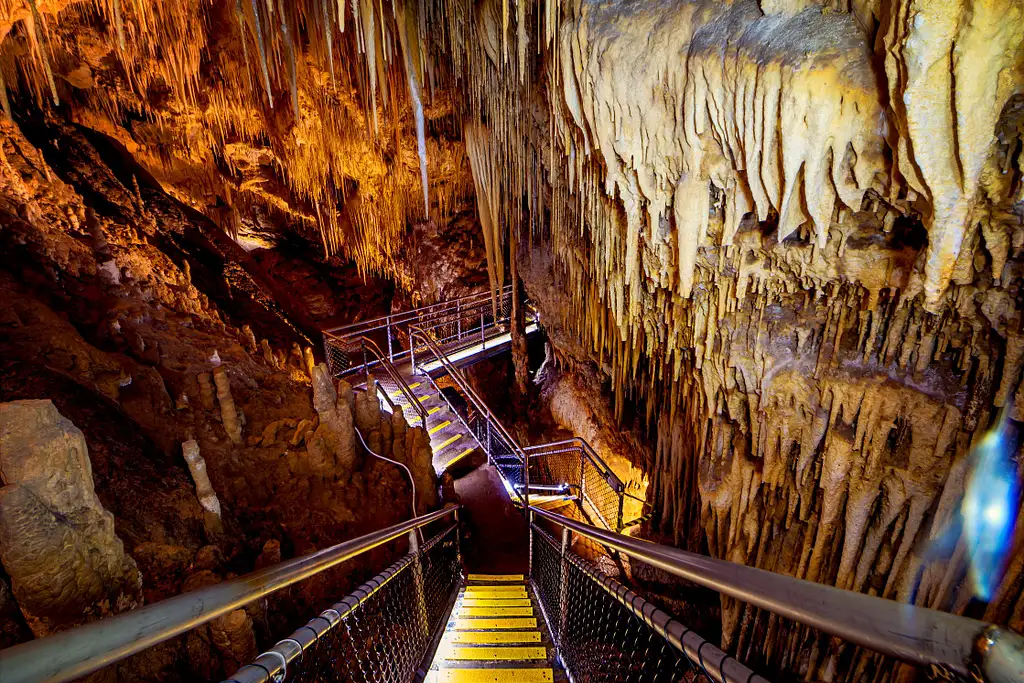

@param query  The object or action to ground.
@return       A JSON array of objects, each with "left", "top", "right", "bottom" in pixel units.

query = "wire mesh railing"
[
  {"left": 531, "top": 523, "right": 767, "bottom": 683},
  {"left": 408, "top": 324, "right": 530, "bottom": 502},
  {"left": 0, "top": 507, "right": 461, "bottom": 683},
  {"left": 227, "top": 521, "right": 461, "bottom": 683},
  {"left": 322, "top": 285, "right": 519, "bottom": 379},
  {"left": 523, "top": 438, "right": 653, "bottom": 532}
]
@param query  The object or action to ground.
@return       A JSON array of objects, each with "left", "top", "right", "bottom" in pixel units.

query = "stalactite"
[
  {"left": 250, "top": 0, "right": 274, "bottom": 108},
  {"left": 279, "top": 0, "right": 300, "bottom": 118},
  {"left": 111, "top": 0, "right": 126, "bottom": 51},
  {"left": 26, "top": 0, "right": 58, "bottom": 106},
  {"left": 322, "top": 0, "right": 336, "bottom": 85},
  {"left": 361, "top": 0, "right": 378, "bottom": 134}
]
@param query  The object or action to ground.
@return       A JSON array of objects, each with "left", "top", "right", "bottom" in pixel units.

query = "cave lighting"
[{"left": 962, "top": 408, "right": 1020, "bottom": 601}]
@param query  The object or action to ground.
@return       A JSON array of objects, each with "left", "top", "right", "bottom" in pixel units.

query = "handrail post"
[
  {"left": 480, "top": 310, "right": 485, "bottom": 346},
  {"left": 524, "top": 447, "right": 530, "bottom": 514},
  {"left": 386, "top": 315, "right": 394, "bottom": 362},
  {"left": 616, "top": 492, "right": 625, "bottom": 532},
  {"left": 578, "top": 455, "right": 586, "bottom": 505},
  {"left": 408, "top": 529, "right": 429, "bottom": 640},
  {"left": 528, "top": 509, "right": 535, "bottom": 579},
  {"left": 361, "top": 342, "right": 369, "bottom": 385},
  {"left": 486, "top": 425, "right": 492, "bottom": 465},
  {"left": 558, "top": 525, "right": 571, "bottom": 644},
  {"left": 456, "top": 299, "right": 462, "bottom": 340}
]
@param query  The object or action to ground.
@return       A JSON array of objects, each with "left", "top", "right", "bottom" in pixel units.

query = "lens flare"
[{"left": 962, "top": 407, "right": 1020, "bottom": 601}]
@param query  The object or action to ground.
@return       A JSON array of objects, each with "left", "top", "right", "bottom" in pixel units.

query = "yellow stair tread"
[
  {"left": 444, "top": 646, "right": 547, "bottom": 661},
  {"left": 446, "top": 446, "right": 476, "bottom": 466},
  {"left": 461, "top": 599, "right": 532, "bottom": 607},
  {"left": 436, "top": 433, "right": 463, "bottom": 450},
  {"left": 453, "top": 618, "right": 536, "bottom": 630},
  {"left": 434, "top": 670, "right": 553, "bottom": 683},
  {"left": 464, "top": 586, "right": 526, "bottom": 594},
  {"left": 388, "top": 382, "right": 421, "bottom": 397},
  {"left": 448, "top": 631, "right": 541, "bottom": 644},
  {"left": 429, "top": 420, "right": 452, "bottom": 435},
  {"left": 459, "top": 607, "right": 533, "bottom": 617},
  {"left": 467, "top": 574, "right": 524, "bottom": 582}
]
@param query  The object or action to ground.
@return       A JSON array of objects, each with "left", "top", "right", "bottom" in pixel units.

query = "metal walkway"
[{"left": 0, "top": 289, "right": 1022, "bottom": 683}]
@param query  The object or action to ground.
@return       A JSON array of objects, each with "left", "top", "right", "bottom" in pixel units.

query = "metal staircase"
[
  {"left": 1, "top": 291, "right": 1021, "bottom": 683},
  {"left": 425, "top": 573, "right": 565, "bottom": 682}
]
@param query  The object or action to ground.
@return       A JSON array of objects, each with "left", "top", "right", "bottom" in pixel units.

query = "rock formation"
[
  {"left": 0, "top": 400, "right": 142, "bottom": 636},
  {"left": 181, "top": 439, "right": 224, "bottom": 533},
  {"left": 0, "top": 0, "right": 1021, "bottom": 681}
]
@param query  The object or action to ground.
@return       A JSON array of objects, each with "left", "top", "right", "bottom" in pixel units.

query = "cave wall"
[
  {"left": 435, "top": 0, "right": 1024, "bottom": 680},
  {"left": 0, "top": 114, "right": 435, "bottom": 680},
  {"left": 0, "top": 0, "right": 1021, "bottom": 681}
]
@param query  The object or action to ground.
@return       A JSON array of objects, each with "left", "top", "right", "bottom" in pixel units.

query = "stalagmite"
[
  {"left": 213, "top": 367, "right": 243, "bottom": 444},
  {"left": 302, "top": 347, "right": 316, "bottom": 378},
  {"left": 197, "top": 372, "right": 216, "bottom": 412},
  {"left": 182, "top": 440, "right": 223, "bottom": 529},
  {"left": 260, "top": 339, "right": 276, "bottom": 366}
]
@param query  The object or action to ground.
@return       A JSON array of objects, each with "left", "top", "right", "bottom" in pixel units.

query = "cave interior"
[{"left": 0, "top": 0, "right": 1022, "bottom": 682}]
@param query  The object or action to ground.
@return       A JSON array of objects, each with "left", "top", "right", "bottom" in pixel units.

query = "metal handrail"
[
  {"left": 530, "top": 523, "right": 769, "bottom": 683},
  {"left": 408, "top": 323, "right": 530, "bottom": 510},
  {"left": 353, "top": 422, "right": 419, "bottom": 524},
  {"left": 323, "top": 285, "right": 512, "bottom": 336},
  {"left": 408, "top": 324, "right": 524, "bottom": 458},
  {"left": 358, "top": 336, "right": 428, "bottom": 429},
  {"left": 529, "top": 506, "right": 1024, "bottom": 683},
  {"left": 0, "top": 506, "right": 460, "bottom": 683},
  {"left": 227, "top": 520, "right": 460, "bottom": 683},
  {"left": 523, "top": 438, "right": 623, "bottom": 492}
]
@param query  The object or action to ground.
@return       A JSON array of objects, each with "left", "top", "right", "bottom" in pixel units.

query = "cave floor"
[{"left": 454, "top": 465, "right": 529, "bottom": 575}]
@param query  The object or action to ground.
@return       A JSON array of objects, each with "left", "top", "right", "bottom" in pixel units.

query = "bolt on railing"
[
  {"left": 529, "top": 505, "right": 1024, "bottom": 683},
  {"left": 0, "top": 507, "right": 461, "bottom": 683}
]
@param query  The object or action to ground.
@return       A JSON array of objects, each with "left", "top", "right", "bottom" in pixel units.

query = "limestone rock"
[
  {"left": 0, "top": 400, "right": 142, "bottom": 636},
  {"left": 213, "top": 367, "right": 243, "bottom": 444},
  {"left": 182, "top": 440, "right": 223, "bottom": 533}
]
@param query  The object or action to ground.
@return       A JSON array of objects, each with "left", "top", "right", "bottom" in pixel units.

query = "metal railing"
[
  {"left": 408, "top": 324, "right": 649, "bottom": 535},
  {"left": 322, "top": 285, "right": 517, "bottom": 378},
  {"left": 0, "top": 507, "right": 461, "bottom": 683},
  {"left": 524, "top": 438, "right": 652, "bottom": 532},
  {"left": 531, "top": 520, "right": 767, "bottom": 683},
  {"left": 529, "top": 505, "right": 1024, "bottom": 683},
  {"left": 357, "top": 336, "right": 429, "bottom": 430},
  {"left": 408, "top": 323, "right": 531, "bottom": 510},
  {"left": 228, "top": 517, "right": 461, "bottom": 683}
]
